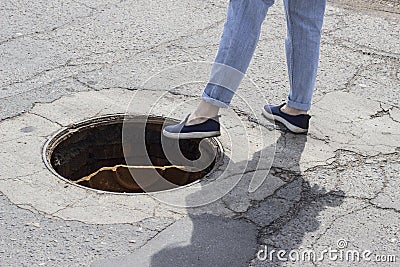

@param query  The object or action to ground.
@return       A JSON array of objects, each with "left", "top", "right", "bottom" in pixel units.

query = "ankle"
[
  {"left": 187, "top": 100, "right": 220, "bottom": 125},
  {"left": 186, "top": 116, "right": 208, "bottom": 126},
  {"left": 280, "top": 104, "right": 308, "bottom": 116},
  {"left": 195, "top": 100, "right": 220, "bottom": 118}
]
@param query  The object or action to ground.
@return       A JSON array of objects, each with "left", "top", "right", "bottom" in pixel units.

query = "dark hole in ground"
[{"left": 45, "top": 115, "right": 220, "bottom": 193}]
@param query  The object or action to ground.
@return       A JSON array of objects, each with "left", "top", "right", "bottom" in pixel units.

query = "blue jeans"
[{"left": 202, "top": 0, "right": 326, "bottom": 111}]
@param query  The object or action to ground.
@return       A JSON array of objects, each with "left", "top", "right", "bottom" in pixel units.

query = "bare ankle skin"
[
  {"left": 280, "top": 104, "right": 308, "bottom": 116},
  {"left": 186, "top": 100, "right": 220, "bottom": 125}
]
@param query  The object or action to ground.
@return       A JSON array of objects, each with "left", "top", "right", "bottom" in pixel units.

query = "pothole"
[{"left": 43, "top": 115, "right": 223, "bottom": 194}]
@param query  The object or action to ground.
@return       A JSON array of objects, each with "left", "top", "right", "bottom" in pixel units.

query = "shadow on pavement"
[{"left": 149, "top": 132, "right": 345, "bottom": 267}]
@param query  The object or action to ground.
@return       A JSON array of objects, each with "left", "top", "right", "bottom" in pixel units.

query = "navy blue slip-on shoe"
[
  {"left": 262, "top": 103, "right": 310, "bottom": 133},
  {"left": 162, "top": 114, "right": 221, "bottom": 139}
]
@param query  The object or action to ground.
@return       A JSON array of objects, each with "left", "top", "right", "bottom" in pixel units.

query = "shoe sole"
[
  {"left": 262, "top": 109, "right": 308, "bottom": 134},
  {"left": 162, "top": 129, "right": 221, "bottom": 139}
]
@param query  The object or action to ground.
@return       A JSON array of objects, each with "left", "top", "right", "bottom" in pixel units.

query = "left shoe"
[
  {"left": 262, "top": 103, "right": 310, "bottom": 133},
  {"left": 162, "top": 114, "right": 221, "bottom": 139}
]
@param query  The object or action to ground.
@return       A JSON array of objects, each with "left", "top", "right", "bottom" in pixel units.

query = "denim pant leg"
[
  {"left": 284, "top": 0, "right": 326, "bottom": 111},
  {"left": 202, "top": 0, "right": 274, "bottom": 108}
]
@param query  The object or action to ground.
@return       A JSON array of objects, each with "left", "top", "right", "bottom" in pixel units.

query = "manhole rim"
[{"left": 42, "top": 113, "right": 224, "bottom": 195}]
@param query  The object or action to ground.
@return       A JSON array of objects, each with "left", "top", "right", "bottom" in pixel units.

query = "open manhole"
[{"left": 43, "top": 115, "right": 223, "bottom": 194}]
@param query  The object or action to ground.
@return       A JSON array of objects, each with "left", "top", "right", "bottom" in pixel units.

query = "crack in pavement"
[
  {"left": 0, "top": 170, "right": 44, "bottom": 182},
  {"left": 1, "top": 61, "right": 110, "bottom": 93},
  {"left": 0, "top": 1, "right": 121, "bottom": 46},
  {"left": 28, "top": 112, "right": 63, "bottom": 127},
  {"left": 324, "top": 38, "right": 400, "bottom": 61},
  {"left": 310, "top": 203, "right": 371, "bottom": 252},
  {"left": 246, "top": 149, "right": 399, "bottom": 254}
]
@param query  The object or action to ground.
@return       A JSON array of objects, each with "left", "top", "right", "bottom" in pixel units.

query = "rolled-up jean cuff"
[
  {"left": 209, "top": 63, "right": 245, "bottom": 94},
  {"left": 202, "top": 92, "right": 230, "bottom": 108},
  {"left": 287, "top": 99, "right": 311, "bottom": 111}
]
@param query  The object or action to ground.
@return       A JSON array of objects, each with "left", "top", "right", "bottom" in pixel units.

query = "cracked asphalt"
[{"left": 1, "top": 0, "right": 400, "bottom": 266}]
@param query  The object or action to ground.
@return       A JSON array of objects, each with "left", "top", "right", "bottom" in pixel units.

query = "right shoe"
[
  {"left": 162, "top": 114, "right": 221, "bottom": 139},
  {"left": 262, "top": 103, "right": 310, "bottom": 134}
]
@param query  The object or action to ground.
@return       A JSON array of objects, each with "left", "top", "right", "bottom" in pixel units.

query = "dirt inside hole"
[{"left": 46, "top": 115, "right": 220, "bottom": 193}]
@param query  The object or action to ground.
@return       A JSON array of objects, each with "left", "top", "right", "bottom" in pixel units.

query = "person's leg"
[
  {"left": 187, "top": 0, "right": 274, "bottom": 125},
  {"left": 262, "top": 0, "right": 326, "bottom": 133},
  {"left": 282, "top": 0, "right": 326, "bottom": 114}
]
